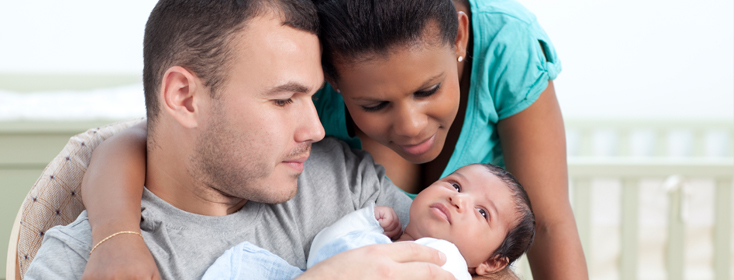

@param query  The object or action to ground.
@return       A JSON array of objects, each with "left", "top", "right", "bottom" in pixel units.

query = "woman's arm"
[
  {"left": 80, "top": 121, "right": 160, "bottom": 279},
  {"left": 497, "top": 81, "right": 589, "bottom": 279}
]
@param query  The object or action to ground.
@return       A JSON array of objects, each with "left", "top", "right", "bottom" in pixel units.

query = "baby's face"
[{"left": 403, "top": 165, "right": 518, "bottom": 267}]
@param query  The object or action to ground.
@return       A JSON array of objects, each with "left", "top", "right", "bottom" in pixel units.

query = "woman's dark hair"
[
  {"left": 474, "top": 163, "right": 536, "bottom": 266},
  {"left": 314, "top": 0, "right": 458, "bottom": 81}
]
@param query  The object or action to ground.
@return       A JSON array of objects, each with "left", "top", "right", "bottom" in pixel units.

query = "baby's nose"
[{"left": 448, "top": 195, "right": 466, "bottom": 213}]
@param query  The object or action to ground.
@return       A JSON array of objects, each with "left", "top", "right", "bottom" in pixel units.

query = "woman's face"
[{"left": 333, "top": 43, "right": 461, "bottom": 163}]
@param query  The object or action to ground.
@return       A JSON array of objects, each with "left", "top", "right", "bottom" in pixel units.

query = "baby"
[{"left": 203, "top": 163, "right": 535, "bottom": 280}]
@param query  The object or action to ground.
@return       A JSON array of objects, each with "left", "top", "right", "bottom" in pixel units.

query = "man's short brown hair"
[{"left": 142, "top": 0, "right": 318, "bottom": 128}]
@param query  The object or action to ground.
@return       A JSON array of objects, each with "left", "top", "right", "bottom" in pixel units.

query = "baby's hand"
[{"left": 374, "top": 206, "right": 402, "bottom": 240}]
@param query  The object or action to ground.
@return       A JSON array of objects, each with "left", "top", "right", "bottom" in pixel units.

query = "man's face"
[{"left": 192, "top": 14, "right": 325, "bottom": 204}]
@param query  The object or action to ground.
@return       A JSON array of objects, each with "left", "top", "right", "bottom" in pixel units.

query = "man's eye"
[
  {"left": 477, "top": 208, "right": 488, "bottom": 220},
  {"left": 452, "top": 183, "right": 461, "bottom": 192},
  {"left": 274, "top": 99, "right": 294, "bottom": 106}
]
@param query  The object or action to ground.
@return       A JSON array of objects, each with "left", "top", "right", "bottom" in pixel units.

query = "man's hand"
[
  {"left": 82, "top": 233, "right": 161, "bottom": 280},
  {"left": 374, "top": 206, "right": 402, "bottom": 240},
  {"left": 299, "top": 242, "right": 456, "bottom": 280}
]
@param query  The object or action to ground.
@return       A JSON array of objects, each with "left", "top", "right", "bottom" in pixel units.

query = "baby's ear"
[{"left": 473, "top": 255, "right": 509, "bottom": 275}]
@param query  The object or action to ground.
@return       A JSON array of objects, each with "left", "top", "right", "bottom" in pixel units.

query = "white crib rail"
[
  {"left": 569, "top": 159, "right": 733, "bottom": 280},
  {"left": 513, "top": 120, "right": 733, "bottom": 279},
  {"left": 563, "top": 119, "right": 733, "bottom": 280},
  {"left": 566, "top": 120, "right": 733, "bottom": 158}
]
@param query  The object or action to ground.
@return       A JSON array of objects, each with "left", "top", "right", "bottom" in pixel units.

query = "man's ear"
[
  {"left": 160, "top": 66, "right": 202, "bottom": 129},
  {"left": 473, "top": 255, "right": 509, "bottom": 276},
  {"left": 454, "top": 11, "right": 470, "bottom": 60}
]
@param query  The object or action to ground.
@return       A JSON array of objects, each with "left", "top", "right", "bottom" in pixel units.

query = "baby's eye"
[
  {"left": 451, "top": 183, "right": 461, "bottom": 192},
  {"left": 477, "top": 208, "right": 488, "bottom": 220}
]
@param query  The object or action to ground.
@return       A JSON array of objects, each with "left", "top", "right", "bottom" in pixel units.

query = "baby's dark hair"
[
  {"left": 473, "top": 163, "right": 535, "bottom": 266},
  {"left": 313, "top": 0, "right": 458, "bottom": 81}
]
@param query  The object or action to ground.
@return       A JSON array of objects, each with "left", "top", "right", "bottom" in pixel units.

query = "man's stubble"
[{"left": 189, "top": 100, "right": 310, "bottom": 204}]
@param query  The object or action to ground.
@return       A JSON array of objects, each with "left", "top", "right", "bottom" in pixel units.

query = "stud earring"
[
  {"left": 458, "top": 56, "right": 464, "bottom": 62},
  {"left": 336, "top": 89, "right": 341, "bottom": 93}
]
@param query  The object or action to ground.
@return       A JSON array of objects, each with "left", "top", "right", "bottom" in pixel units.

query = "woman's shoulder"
[{"left": 466, "top": 0, "right": 560, "bottom": 121}]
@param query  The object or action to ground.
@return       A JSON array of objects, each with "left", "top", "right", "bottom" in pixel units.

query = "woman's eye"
[
  {"left": 414, "top": 83, "right": 441, "bottom": 98},
  {"left": 362, "top": 101, "right": 388, "bottom": 112},
  {"left": 477, "top": 208, "right": 488, "bottom": 220},
  {"left": 274, "top": 99, "right": 294, "bottom": 107},
  {"left": 451, "top": 183, "right": 461, "bottom": 192}
]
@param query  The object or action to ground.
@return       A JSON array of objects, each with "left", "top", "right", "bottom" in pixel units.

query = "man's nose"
[{"left": 295, "top": 98, "right": 325, "bottom": 143}]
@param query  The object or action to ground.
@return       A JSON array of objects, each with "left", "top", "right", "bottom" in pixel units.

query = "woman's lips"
[
  {"left": 430, "top": 203, "right": 451, "bottom": 224},
  {"left": 399, "top": 134, "right": 435, "bottom": 156}
]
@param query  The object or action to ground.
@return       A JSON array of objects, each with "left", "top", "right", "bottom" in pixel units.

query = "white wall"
[
  {"left": 0, "top": 0, "right": 731, "bottom": 120},
  {"left": 0, "top": 0, "right": 157, "bottom": 73},
  {"left": 523, "top": 0, "right": 733, "bottom": 119}
]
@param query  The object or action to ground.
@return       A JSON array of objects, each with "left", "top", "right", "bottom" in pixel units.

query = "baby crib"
[{"left": 515, "top": 120, "right": 734, "bottom": 280}]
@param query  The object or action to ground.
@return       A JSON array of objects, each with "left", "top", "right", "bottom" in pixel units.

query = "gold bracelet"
[{"left": 89, "top": 231, "right": 144, "bottom": 256}]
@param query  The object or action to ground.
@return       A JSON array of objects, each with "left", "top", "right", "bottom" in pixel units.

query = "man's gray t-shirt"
[{"left": 25, "top": 137, "right": 412, "bottom": 280}]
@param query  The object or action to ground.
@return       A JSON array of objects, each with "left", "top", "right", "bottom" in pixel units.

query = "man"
[{"left": 25, "top": 0, "right": 453, "bottom": 279}]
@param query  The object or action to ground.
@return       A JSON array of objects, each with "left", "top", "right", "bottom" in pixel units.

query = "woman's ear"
[
  {"left": 324, "top": 76, "right": 341, "bottom": 94},
  {"left": 473, "top": 255, "right": 509, "bottom": 276},
  {"left": 454, "top": 11, "right": 470, "bottom": 60},
  {"left": 160, "top": 66, "right": 202, "bottom": 129}
]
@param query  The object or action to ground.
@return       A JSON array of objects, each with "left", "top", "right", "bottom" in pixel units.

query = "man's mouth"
[
  {"left": 283, "top": 154, "right": 308, "bottom": 172},
  {"left": 282, "top": 145, "right": 311, "bottom": 173}
]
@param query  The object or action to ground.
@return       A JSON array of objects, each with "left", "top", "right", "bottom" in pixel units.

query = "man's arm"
[{"left": 24, "top": 232, "right": 87, "bottom": 280}]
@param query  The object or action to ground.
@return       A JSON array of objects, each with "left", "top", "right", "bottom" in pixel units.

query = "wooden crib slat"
[
  {"left": 692, "top": 129, "right": 706, "bottom": 157},
  {"left": 654, "top": 130, "right": 668, "bottom": 157},
  {"left": 714, "top": 178, "right": 732, "bottom": 280},
  {"left": 617, "top": 129, "right": 630, "bottom": 157},
  {"left": 667, "top": 184, "right": 684, "bottom": 280},
  {"left": 621, "top": 178, "right": 639, "bottom": 280},
  {"left": 580, "top": 129, "right": 593, "bottom": 157},
  {"left": 572, "top": 178, "right": 592, "bottom": 262}
]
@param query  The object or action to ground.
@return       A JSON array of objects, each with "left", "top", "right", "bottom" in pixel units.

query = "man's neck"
[{"left": 145, "top": 141, "right": 247, "bottom": 216}]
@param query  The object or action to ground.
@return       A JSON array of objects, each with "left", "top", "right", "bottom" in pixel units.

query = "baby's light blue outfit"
[
  {"left": 313, "top": 0, "right": 561, "bottom": 193},
  {"left": 202, "top": 203, "right": 471, "bottom": 280}
]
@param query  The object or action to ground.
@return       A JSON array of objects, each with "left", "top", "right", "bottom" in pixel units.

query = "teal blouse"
[{"left": 313, "top": 0, "right": 561, "bottom": 191}]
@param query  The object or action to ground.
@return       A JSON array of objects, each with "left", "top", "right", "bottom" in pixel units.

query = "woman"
[{"left": 82, "top": 0, "right": 587, "bottom": 279}]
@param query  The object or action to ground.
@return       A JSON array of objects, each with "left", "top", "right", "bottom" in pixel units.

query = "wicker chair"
[{"left": 6, "top": 119, "right": 141, "bottom": 280}]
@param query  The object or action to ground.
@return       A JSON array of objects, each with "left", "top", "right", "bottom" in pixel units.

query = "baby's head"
[{"left": 403, "top": 163, "right": 534, "bottom": 275}]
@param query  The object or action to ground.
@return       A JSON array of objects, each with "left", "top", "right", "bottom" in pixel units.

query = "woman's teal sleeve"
[{"left": 471, "top": 7, "right": 562, "bottom": 120}]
